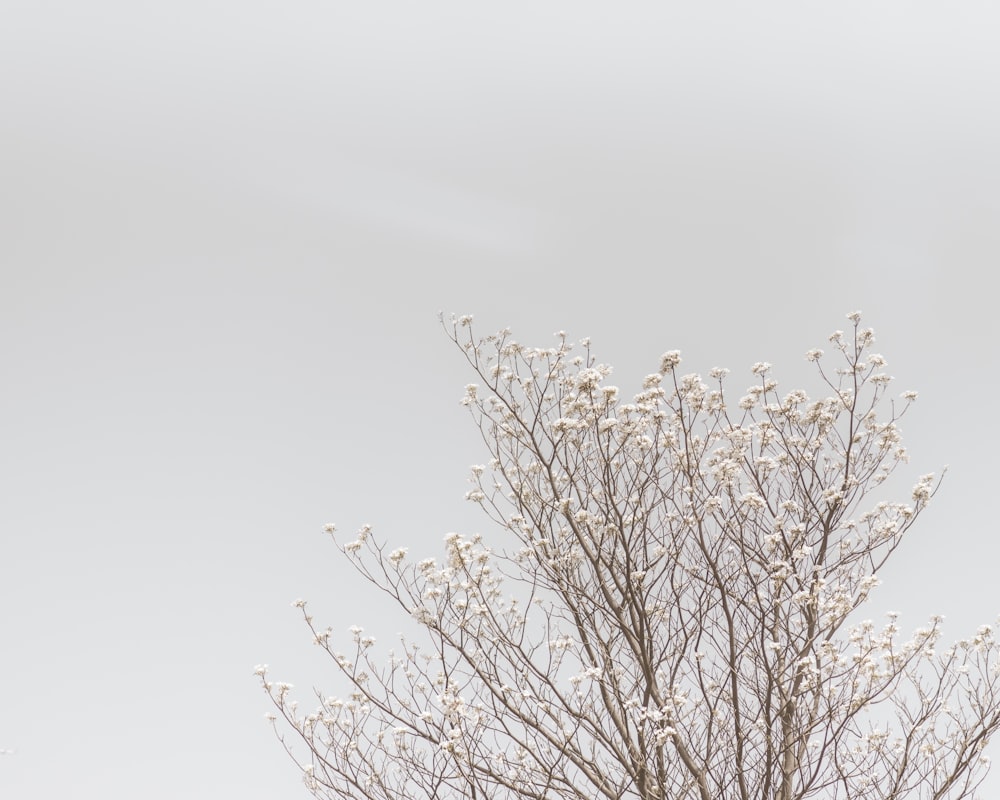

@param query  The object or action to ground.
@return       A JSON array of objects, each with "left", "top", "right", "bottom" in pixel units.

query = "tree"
[{"left": 258, "top": 312, "right": 1000, "bottom": 799}]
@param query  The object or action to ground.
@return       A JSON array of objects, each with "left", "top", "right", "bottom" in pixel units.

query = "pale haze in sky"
[{"left": 2, "top": 3, "right": 998, "bottom": 798}]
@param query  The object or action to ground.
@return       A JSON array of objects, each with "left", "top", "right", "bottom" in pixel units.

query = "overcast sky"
[{"left": 2, "top": 3, "right": 999, "bottom": 798}]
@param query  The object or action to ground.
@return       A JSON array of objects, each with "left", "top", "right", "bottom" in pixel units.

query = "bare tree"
[{"left": 259, "top": 312, "right": 1000, "bottom": 799}]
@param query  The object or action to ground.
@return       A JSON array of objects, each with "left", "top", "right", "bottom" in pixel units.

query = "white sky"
[{"left": 2, "top": 3, "right": 998, "bottom": 797}]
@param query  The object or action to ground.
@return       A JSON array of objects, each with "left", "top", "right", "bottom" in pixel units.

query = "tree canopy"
[{"left": 259, "top": 313, "right": 1000, "bottom": 800}]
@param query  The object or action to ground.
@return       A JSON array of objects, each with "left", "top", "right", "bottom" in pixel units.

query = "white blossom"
[{"left": 659, "top": 350, "right": 682, "bottom": 373}]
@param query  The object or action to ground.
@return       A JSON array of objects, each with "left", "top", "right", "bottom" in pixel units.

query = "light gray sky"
[{"left": 2, "top": 3, "right": 998, "bottom": 797}]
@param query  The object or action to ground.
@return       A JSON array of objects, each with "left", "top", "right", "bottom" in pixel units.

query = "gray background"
[{"left": 2, "top": 2, "right": 998, "bottom": 797}]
